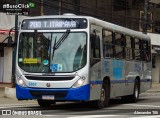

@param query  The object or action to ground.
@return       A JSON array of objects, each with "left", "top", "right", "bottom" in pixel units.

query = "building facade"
[{"left": 0, "top": 12, "right": 27, "bottom": 83}]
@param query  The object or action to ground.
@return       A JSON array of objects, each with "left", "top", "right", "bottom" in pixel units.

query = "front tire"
[
  {"left": 37, "top": 99, "right": 56, "bottom": 107},
  {"left": 94, "top": 83, "right": 110, "bottom": 109}
]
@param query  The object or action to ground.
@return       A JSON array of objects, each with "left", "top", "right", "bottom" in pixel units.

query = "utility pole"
[
  {"left": 59, "top": 1, "right": 62, "bottom": 15},
  {"left": 12, "top": 0, "right": 19, "bottom": 87},
  {"left": 143, "top": 0, "right": 149, "bottom": 34},
  {"left": 40, "top": 0, "right": 43, "bottom": 15}
]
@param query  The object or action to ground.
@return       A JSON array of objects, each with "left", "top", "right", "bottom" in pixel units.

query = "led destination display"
[{"left": 21, "top": 18, "right": 87, "bottom": 30}]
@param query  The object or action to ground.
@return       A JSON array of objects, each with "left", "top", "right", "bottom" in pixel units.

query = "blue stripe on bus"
[{"left": 16, "top": 84, "right": 90, "bottom": 101}]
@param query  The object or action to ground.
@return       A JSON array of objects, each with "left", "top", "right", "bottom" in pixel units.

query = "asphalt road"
[{"left": 0, "top": 92, "right": 160, "bottom": 118}]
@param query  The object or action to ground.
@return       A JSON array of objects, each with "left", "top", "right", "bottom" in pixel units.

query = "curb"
[{"left": 146, "top": 90, "right": 160, "bottom": 93}]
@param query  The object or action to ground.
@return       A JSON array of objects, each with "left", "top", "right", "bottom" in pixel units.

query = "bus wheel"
[
  {"left": 94, "top": 83, "right": 110, "bottom": 109},
  {"left": 37, "top": 99, "right": 55, "bottom": 107},
  {"left": 122, "top": 79, "right": 139, "bottom": 103},
  {"left": 130, "top": 79, "right": 140, "bottom": 103}
]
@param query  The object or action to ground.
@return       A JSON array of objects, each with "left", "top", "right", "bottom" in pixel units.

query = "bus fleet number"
[{"left": 29, "top": 21, "right": 41, "bottom": 28}]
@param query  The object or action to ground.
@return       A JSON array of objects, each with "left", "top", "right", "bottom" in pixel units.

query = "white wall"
[
  {"left": 0, "top": 12, "right": 29, "bottom": 83},
  {"left": 3, "top": 47, "right": 12, "bottom": 83},
  {"left": 0, "top": 57, "right": 4, "bottom": 82},
  {"left": 148, "top": 33, "right": 160, "bottom": 83},
  {"left": 0, "top": 12, "right": 29, "bottom": 30},
  {"left": 152, "top": 55, "right": 160, "bottom": 83},
  {"left": 148, "top": 33, "right": 160, "bottom": 45},
  {"left": 0, "top": 34, "right": 14, "bottom": 43}
]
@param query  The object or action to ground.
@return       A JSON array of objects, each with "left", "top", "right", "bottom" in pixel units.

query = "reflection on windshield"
[
  {"left": 18, "top": 32, "right": 87, "bottom": 73},
  {"left": 52, "top": 29, "right": 70, "bottom": 60}
]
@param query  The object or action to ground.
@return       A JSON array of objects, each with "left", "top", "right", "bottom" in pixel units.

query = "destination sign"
[{"left": 21, "top": 18, "right": 87, "bottom": 30}]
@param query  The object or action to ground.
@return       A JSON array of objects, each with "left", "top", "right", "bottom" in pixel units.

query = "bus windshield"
[{"left": 18, "top": 32, "right": 87, "bottom": 73}]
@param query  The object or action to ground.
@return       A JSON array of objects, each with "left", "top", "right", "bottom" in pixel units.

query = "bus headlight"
[
  {"left": 18, "top": 79, "right": 27, "bottom": 87},
  {"left": 17, "top": 75, "right": 27, "bottom": 87},
  {"left": 72, "top": 76, "right": 85, "bottom": 88}
]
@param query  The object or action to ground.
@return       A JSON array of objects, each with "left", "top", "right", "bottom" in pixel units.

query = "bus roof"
[{"left": 23, "top": 14, "right": 150, "bottom": 41}]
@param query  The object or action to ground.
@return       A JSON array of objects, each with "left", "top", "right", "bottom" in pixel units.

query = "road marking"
[
  {"left": 44, "top": 115, "right": 118, "bottom": 117},
  {"left": 124, "top": 104, "right": 160, "bottom": 108},
  {"left": 0, "top": 103, "right": 38, "bottom": 109},
  {"left": 67, "top": 115, "right": 118, "bottom": 118},
  {"left": 130, "top": 115, "right": 160, "bottom": 118}
]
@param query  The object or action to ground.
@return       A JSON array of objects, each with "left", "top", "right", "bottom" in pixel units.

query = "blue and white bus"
[{"left": 16, "top": 14, "right": 151, "bottom": 108}]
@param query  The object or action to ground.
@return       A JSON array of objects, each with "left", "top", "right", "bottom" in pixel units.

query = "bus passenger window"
[
  {"left": 102, "top": 30, "right": 114, "bottom": 58},
  {"left": 114, "top": 33, "right": 125, "bottom": 59},
  {"left": 115, "top": 33, "right": 121, "bottom": 45},
  {"left": 134, "top": 38, "right": 141, "bottom": 61},
  {"left": 90, "top": 34, "right": 100, "bottom": 58},
  {"left": 142, "top": 41, "right": 151, "bottom": 62},
  {"left": 125, "top": 36, "right": 133, "bottom": 60},
  {"left": 90, "top": 34, "right": 101, "bottom": 66},
  {"left": 115, "top": 46, "right": 123, "bottom": 59}
]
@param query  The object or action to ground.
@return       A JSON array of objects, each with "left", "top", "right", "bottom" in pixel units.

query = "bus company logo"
[{"left": 46, "top": 83, "right": 51, "bottom": 87}]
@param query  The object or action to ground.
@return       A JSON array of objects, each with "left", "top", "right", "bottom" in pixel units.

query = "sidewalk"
[
  {"left": 0, "top": 83, "right": 12, "bottom": 88},
  {"left": 0, "top": 84, "right": 36, "bottom": 105},
  {"left": 0, "top": 88, "right": 37, "bottom": 106},
  {"left": 147, "top": 82, "right": 160, "bottom": 92}
]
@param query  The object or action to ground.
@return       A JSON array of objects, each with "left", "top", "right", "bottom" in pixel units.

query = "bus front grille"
[{"left": 25, "top": 76, "right": 74, "bottom": 81}]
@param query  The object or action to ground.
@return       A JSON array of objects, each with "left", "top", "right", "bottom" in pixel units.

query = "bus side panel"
[
  {"left": 102, "top": 59, "right": 114, "bottom": 97},
  {"left": 111, "top": 59, "right": 128, "bottom": 97},
  {"left": 90, "top": 62, "right": 102, "bottom": 100},
  {"left": 102, "top": 59, "right": 135, "bottom": 98},
  {"left": 125, "top": 61, "right": 139, "bottom": 95},
  {"left": 89, "top": 25, "right": 102, "bottom": 100}
]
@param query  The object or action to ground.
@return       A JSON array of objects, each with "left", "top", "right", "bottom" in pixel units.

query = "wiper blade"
[
  {"left": 52, "top": 36, "right": 57, "bottom": 59},
  {"left": 55, "top": 29, "right": 70, "bottom": 49},
  {"left": 52, "top": 29, "right": 70, "bottom": 59}
]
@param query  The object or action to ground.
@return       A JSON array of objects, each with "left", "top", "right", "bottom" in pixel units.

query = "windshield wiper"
[
  {"left": 55, "top": 29, "right": 70, "bottom": 49},
  {"left": 52, "top": 36, "right": 57, "bottom": 59},
  {"left": 52, "top": 29, "right": 70, "bottom": 59}
]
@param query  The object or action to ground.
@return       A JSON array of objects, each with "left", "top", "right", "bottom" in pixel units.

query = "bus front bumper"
[{"left": 16, "top": 84, "right": 90, "bottom": 101}]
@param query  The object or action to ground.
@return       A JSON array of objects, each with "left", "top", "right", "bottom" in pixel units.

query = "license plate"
[{"left": 42, "top": 95, "right": 55, "bottom": 100}]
